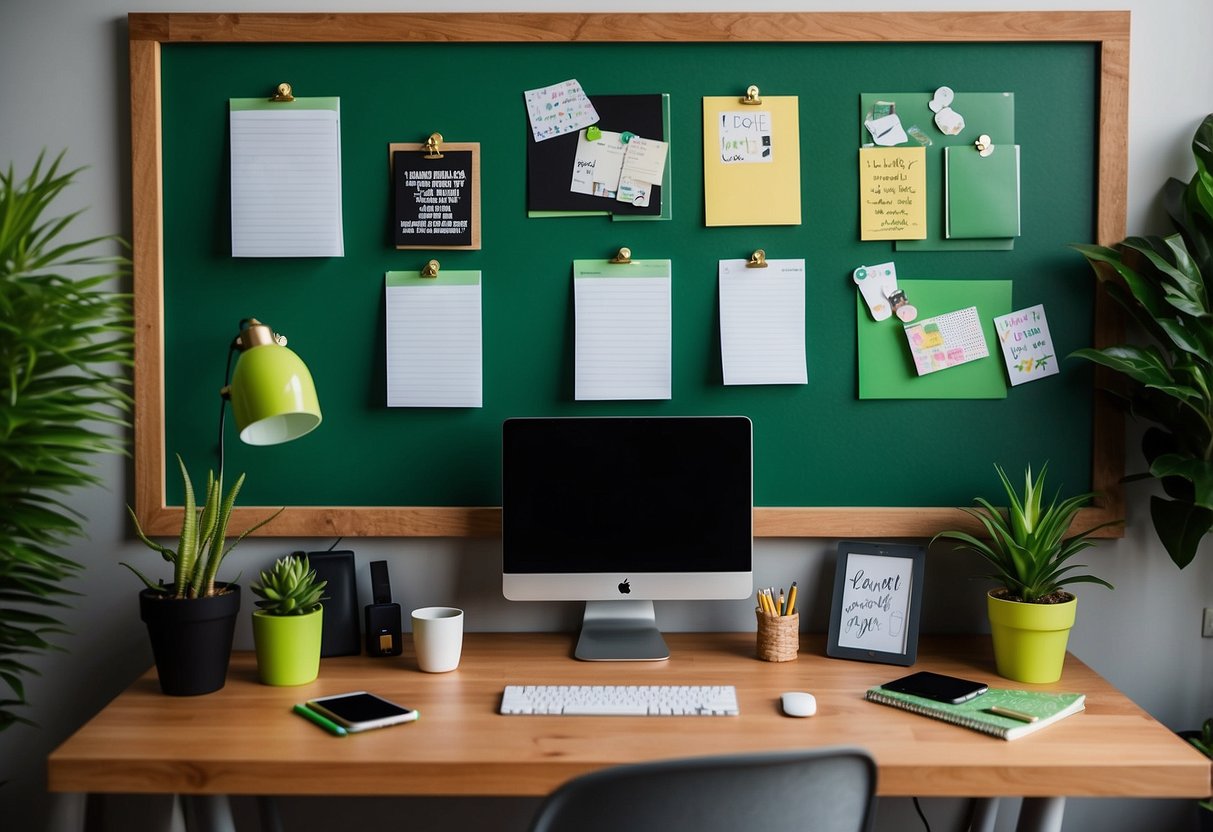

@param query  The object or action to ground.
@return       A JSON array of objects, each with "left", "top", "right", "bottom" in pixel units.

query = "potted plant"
[
  {"left": 124, "top": 454, "right": 281, "bottom": 695},
  {"left": 935, "top": 464, "right": 1119, "bottom": 684},
  {"left": 250, "top": 554, "right": 326, "bottom": 686},
  {"left": 0, "top": 152, "right": 133, "bottom": 731}
]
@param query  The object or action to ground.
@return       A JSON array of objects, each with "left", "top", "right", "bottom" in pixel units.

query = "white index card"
[
  {"left": 719, "top": 258, "right": 808, "bottom": 385},
  {"left": 385, "top": 271, "right": 482, "bottom": 408}
]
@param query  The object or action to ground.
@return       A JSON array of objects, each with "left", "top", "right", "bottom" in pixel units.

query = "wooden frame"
[
  {"left": 827, "top": 541, "right": 926, "bottom": 666},
  {"left": 129, "top": 12, "right": 1129, "bottom": 538},
  {"left": 389, "top": 141, "right": 481, "bottom": 251}
]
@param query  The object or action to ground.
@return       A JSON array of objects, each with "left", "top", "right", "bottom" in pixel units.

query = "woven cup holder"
[{"left": 756, "top": 610, "right": 799, "bottom": 662}]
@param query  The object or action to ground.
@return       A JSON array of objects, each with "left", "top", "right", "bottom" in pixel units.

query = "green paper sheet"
[
  {"left": 857, "top": 279, "right": 1011, "bottom": 399},
  {"left": 946, "top": 145, "right": 1020, "bottom": 238}
]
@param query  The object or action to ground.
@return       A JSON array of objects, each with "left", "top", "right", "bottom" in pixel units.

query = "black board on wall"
[{"left": 134, "top": 13, "right": 1128, "bottom": 538}]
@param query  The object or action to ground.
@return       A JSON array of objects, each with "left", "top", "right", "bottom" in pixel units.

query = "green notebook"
[
  {"left": 866, "top": 685, "right": 1084, "bottom": 740},
  {"left": 945, "top": 145, "right": 1021, "bottom": 239}
]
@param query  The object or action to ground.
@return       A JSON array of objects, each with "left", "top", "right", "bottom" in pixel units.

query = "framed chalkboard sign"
[
  {"left": 390, "top": 140, "right": 480, "bottom": 250},
  {"left": 827, "top": 541, "right": 925, "bottom": 666}
]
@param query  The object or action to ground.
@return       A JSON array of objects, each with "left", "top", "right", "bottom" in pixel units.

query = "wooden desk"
[{"left": 48, "top": 634, "right": 1209, "bottom": 819}]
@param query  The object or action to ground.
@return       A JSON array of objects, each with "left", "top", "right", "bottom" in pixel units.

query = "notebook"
[{"left": 865, "top": 685, "right": 1085, "bottom": 740}]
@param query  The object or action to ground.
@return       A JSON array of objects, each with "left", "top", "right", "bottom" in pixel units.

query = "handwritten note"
[
  {"left": 524, "top": 79, "right": 599, "bottom": 143},
  {"left": 230, "top": 99, "right": 343, "bottom": 257},
  {"left": 570, "top": 129, "right": 626, "bottom": 197},
  {"left": 719, "top": 110, "right": 773, "bottom": 163},
  {"left": 573, "top": 259, "right": 672, "bottom": 401},
  {"left": 836, "top": 552, "right": 914, "bottom": 654},
  {"left": 859, "top": 146, "right": 926, "bottom": 241},
  {"left": 995, "top": 304, "right": 1059, "bottom": 385},
  {"left": 718, "top": 258, "right": 808, "bottom": 385},
  {"left": 385, "top": 271, "right": 482, "bottom": 408}
]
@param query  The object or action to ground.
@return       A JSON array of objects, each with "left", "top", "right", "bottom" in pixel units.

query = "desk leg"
[
  {"left": 1016, "top": 797, "right": 1066, "bottom": 832},
  {"left": 179, "top": 795, "right": 237, "bottom": 832},
  {"left": 968, "top": 797, "right": 999, "bottom": 832}
]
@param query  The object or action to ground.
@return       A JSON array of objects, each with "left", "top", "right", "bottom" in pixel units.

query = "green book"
[{"left": 866, "top": 685, "right": 1084, "bottom": 740}]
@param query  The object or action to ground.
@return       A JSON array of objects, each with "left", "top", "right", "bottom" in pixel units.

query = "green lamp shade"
[{"left": 229, "top": 342, "right": 322, "bottom": 445}]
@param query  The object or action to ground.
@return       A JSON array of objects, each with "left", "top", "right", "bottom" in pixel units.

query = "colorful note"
[
  {"left": 524, "top": 79, "right": 600, "bottom": 143},
  {"left": 995, "top": 304, "right": 1059, "bottom": 385},
  {"left": 718, "top": 258, "right": 808, "bottom": 386},
  {"left": 904, "top": 306, "right": 989, "bottom": 376},
  {"left": 859, "top": 146, "right": 926, "bottom": 241},
  {"left": 718, "top": 110, "right": 773, "bottom": 163},
  {"left": 703, "top": 95, "right": 801, "bottom": 226}
]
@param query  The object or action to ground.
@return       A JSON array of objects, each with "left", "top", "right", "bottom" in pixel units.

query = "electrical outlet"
[{"left": 1204, "top": 608, "right": 1213, "bottom": 638}]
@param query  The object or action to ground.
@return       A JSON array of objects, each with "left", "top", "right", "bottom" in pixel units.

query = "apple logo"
[{"left": 617, "top": 578, "right": 631, "bottom": 594}]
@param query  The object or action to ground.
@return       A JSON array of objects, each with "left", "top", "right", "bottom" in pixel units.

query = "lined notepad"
[
  {"left": 573, "top": 260, "right": 672, "bottom": 401},
  {"left": 718, "top": 258, "right": 807, "bottom": 385},
  {"left": 230, "top": 98, "right": 344, "bottom": 257},
  {"left": 385, "top": 271, "right": 482, "bottom": 408}
]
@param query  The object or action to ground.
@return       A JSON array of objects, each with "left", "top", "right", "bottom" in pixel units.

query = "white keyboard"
[{"left": 500, "top": 684, "right": 739, "bottom": 716}]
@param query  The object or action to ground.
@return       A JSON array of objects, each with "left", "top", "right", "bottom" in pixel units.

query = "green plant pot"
[
  {"left": 252, "top": 608, "right": 323, "bottom": 686},
  {"left": 987, "top": 590, "right": 1076, "bottom": 684}
]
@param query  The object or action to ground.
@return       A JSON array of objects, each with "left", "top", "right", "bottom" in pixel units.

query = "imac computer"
[{"left": 502, "top": 416, "right": 753, "bottom": 661}]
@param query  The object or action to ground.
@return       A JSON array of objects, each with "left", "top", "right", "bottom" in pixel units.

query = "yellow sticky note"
[
  {"left": 703, "top": 96, "right": 801, "bottom": 226},
  {"left": 859, "top": 146, "right": 927, "bottom": 240}
]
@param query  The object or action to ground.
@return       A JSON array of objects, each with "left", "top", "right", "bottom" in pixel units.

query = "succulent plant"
[{"left": 251, "top": 555, "right": 326, "bottom": 616}]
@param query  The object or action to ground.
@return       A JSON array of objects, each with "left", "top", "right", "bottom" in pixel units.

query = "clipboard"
[{"left": 389, "top": 140, "right": 481, "bottom": 250}]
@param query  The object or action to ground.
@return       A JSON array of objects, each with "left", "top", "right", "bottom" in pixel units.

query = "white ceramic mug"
[{"left": 411, "top": 607, "right": 464, "bottom": 672}]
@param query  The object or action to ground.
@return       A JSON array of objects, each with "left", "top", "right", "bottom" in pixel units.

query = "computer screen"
[{"left": 502, "top": 416, "right": 753, "bottom": 660}]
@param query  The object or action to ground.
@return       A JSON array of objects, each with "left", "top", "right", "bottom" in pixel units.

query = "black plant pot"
[{"left": 139, "top": 584, "right": 241, "bottom": 696}]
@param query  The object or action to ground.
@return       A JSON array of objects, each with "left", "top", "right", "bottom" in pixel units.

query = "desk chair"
[{"left": 527, "top": 746, "right": 877, "bottom": 832}]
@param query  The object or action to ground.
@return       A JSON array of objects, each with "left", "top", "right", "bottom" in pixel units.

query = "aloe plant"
[
  {"left": 0, "top": 152, "right": 133, "bottom": 731},
  {"left": 1072, "top": 114, "right": 1213, "bottom": 569},
  {"left": 935, "top": 464, "right": 1119, "bottom": 603},
  {"left": 251, "top": 555, "right": 326, "bottom": 616},
  {"left": 122, "top": 454, "right": 282, "bottom": 599}
]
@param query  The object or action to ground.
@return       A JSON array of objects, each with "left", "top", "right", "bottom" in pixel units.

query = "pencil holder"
[{"left": 756, "top": 611, "right": 799, "bottom": 662}]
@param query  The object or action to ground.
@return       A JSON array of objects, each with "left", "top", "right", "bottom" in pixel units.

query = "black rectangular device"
[
  {"left": 306, "top": 692, "right": 419, "bottom": 732},
  {"left": 881, "top": 671, "right": 989, "bottom": 705}
]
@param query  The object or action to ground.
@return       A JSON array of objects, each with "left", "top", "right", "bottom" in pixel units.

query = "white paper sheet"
[
  {"left": 719, "top": 258, "right": 808, "bottom": 385},
  {"left": 230, "top": 100, "right": 344, "bottom": 257},
  {"left": 570, "top": 129, "right": 626, "bottom": 196},
  {"left": 573, "top": 260, "right": 672, "bottom": 401},
  {"left": 385, "top": 271, "right": 482, "bottom": 408}
]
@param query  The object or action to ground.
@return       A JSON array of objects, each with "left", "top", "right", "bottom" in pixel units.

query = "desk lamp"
[{"left": 218, "top": 318, "right": 321, "bottom": 472}]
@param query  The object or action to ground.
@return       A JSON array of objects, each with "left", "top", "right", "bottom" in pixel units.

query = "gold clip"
[
  {"left": 424, "top": 132, "right": 444, "bottom": 159},
  {"left": 421, "top": 259, "right": 440, "bottom": 278},
  {"left": 740, "top": 85, "right": 762, "bottom": 105},
  {"left": 610, "top": 247, "right": 633, "bottom": 264},
  {"left": 747, "top": 249, "right": 768, "bottom": 268},
  {"left": 975, "top": 134, "right": 995, "bottom": 157},
  {"left": 269, "top": 82, "right": 295, "bottom": 102}
]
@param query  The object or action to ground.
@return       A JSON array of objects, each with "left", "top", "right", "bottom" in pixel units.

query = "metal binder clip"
[
  {"left": 740, "top": 85, "right": 763, "bottom": 105},
  {"left": 610, "top": 247, "right": 633, "bottom": 264},
  {"left": 269, "top": 82, "right": 295, "bottom": 102},
  {"left": 421, "top": 259, "right": 440, "bottom": 278},
  {"left": 975, "top": 134, "right": 995, "bottom": 157},
  {"left": 747, "top": 249, "right": 769, "bottom": 268},
  {"left": 424, "top": 132, "right": 444, "bottom": 159}
]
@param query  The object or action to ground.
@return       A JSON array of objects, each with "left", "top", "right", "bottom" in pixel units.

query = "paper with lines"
[
  {"left": 573, "top": 259, "right": 672, "bottom": 400},
  {"left": 385, "top": 271, "right": 482, "bottom": 408},
  {"left": 719, "top": 258, "right": 807, "bottom": 385},
  {"left": 230, "top": 98, "right": 343, "bottom": 257}
]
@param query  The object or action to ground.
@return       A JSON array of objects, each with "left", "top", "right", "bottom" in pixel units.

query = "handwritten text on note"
[
  {"left": 836, "top": 553, "right": 914, "bottom": 654},
  {"left": 859, "top": 146, "right": 926, "bottom": 241}
]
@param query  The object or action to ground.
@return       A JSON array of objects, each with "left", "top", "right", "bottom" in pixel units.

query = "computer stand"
[{"left": 575, "top": 600, "right": 671, "bottom": 661}]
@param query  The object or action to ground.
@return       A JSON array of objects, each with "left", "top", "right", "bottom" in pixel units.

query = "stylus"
[
  {"left": 987, "top": 706, "right": 1038, "bottom": 723},
  {"left": 293, "top": 704, "right": 348, "bottom": 736}
]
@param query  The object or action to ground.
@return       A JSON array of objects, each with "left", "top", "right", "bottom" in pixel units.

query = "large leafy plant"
[
  {"left": 123, "top": 455, "right": 282, "bottom": 599},
  {"left": 0, "top": 152, "right": 133, "bottom": 730},
  {"left": 1072, "top": 114, "right": 1213, "bottom": 569},
  {"left": 935, "top": 464, "right": 1118, "bottom": 603}
]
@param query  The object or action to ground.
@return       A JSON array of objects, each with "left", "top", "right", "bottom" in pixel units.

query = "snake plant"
[
  {"left": 935, "top": 464, "right": 1118, "bottom": 603},
  {"left": 0, "top": 152, "right": 133, "bottom": 730},
  {"left": 1072, "top": 114, "right": 1213, "bottom": 569},
  {"left": 251, "top": 555, "right": 326, "bottom": 616},
  {"left": 123, "top": 455, "right": 282, "bottom": 599}
]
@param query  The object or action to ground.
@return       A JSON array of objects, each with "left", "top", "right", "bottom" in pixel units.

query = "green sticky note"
[
  {"left": 946, "top": 146, "right": 1021, "bottom": 238},
  {"left": 857, "top": 279, "right": 1011, "bottom": 400}
]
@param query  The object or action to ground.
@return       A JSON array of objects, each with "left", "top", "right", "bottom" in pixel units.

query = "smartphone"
[
  {"left": 881, "top": 671, "right": 988, "bottom": 705},
  {"left": 306, "top": 692, "right": 420, "bottom": 732}
]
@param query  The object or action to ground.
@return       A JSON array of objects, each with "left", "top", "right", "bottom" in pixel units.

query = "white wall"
[{"left": 2, "top": 1, "right": 1211, "bottom": 831}]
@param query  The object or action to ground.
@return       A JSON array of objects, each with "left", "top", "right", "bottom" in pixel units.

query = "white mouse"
[{"left": 780, "top": 691, "right": 817, "bottom": 718}]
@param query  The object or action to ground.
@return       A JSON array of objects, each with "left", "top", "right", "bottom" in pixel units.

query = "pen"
[
  {"left": 293, "top": 703, "right": 348, "bottom": 736},
  {"left": 987, "top": 705, "right": 1038, "bottom": 723},
  {"left": 786, "top": 582, "right": 798, "bottom": 616},
  {"left": 778, "top": 589, "right": 785, "bottom": 616}
]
